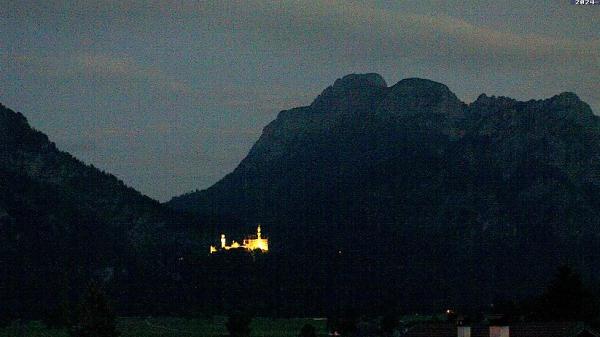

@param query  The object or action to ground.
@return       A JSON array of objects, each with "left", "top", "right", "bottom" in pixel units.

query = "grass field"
[{"left": 0, "top": 316, "right": 329, "bottom": 337}]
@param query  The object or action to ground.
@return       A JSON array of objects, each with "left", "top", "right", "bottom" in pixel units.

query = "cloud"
[
  {"left": 2, "top": 0, "right": 599, "bottom": 200},
  {"left": 7, "top": 51, "right": 205, "bottom": 103},
  {"left": 160, "top": 1, "right": 597, "bottom": 65},
  {"left": 7, "top": 1, "right": 597, "bottom": 63},
  {"left": 148, "top": 0, "right": 598, "bottom": 109},
  {"left": 5, "top": 1, "right": 598, "bottom": 109},
  {"left": 76, "top": 53, "right": 139, "bottom": 77}
]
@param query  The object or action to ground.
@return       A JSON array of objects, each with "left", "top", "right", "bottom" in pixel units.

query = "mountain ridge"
[
  {"left": 0, "top": 103, "right": 199, "bottom": 319},
  {"left": 167, "top": 73, "right": 600, "bottom": 308},
  {"left": 168, "top": 74, "right": 594, "bottom": 210}
]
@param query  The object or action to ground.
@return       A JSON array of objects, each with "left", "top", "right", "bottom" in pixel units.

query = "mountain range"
[
  {"left": 0, "top": 103, "right": 199, "bottom": 320},
  {"left": 168, "top": 73, "right": 600, "bottom": 308},
  {"left": 2, "top": 72, "right": 600, "bottom": 316}
]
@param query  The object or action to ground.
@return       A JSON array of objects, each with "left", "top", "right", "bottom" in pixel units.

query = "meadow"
[{"left": 0, "top": 316, "right": 328, "bottom": 337}]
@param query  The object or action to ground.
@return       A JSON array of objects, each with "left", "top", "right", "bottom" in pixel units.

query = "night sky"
[{"left": 1, "top": 1, "right": 598, "bottom": 201}]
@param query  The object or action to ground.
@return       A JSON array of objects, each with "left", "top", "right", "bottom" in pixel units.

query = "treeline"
[
  {"left": 487, "top": 265, "right": 600, "bottom": 325},
  {"left": 3, "top": 261, "right": 599, "bottom": 337}
]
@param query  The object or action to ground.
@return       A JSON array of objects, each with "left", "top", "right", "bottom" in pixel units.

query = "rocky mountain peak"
[
  {"left": 0, "top": 104, "right": 50, "bottom": 149},
  {"left": 390, "top": 78, "right": 455, "bottom": 98},
  {"left": 471, "top": 93, "right": 516, "bottom": 106},
  {"left": 468, "top": 94, "right": 518, "bottom": 117},
  {"left": 0, "top": 103, "right": 29, "bottom": 129},
  {"left": 546, "top": 92, "right": 590, "bottom": 113},
  {"left": 311, "top": 73, "right": 387, "bottom": 109},
  {"left": 551, "top": 92, "right": 582, "bottom": 103},
  {"left": 543, "top": 91, "right": 595, "bottom": 123},
  {"left": 381, "top": 77, "right": 464, "bottom": 119},
  {"left": 331, "top": 73, "right": 388, "bottom": 90}
]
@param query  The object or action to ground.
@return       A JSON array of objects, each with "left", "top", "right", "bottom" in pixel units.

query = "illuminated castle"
[{"left": 210, "top": 225, "right": 269, "bottom": 253}]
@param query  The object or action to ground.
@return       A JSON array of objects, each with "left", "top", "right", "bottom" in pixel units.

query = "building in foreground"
[
  {"left": 402, "top": 322, "right": 598, "bottom": 337},
  {"left": 210, "top": 225, "right": 269, "bottom": 254}
]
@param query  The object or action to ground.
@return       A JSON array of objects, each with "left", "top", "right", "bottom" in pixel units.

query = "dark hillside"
[
  {"left": 0, "top": 103, "right": 200, "bottom": 320},
  {"left": 168, "top": 74, "right": 600, "bottom": 310}
]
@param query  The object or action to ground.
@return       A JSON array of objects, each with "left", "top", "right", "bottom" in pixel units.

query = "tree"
[
  {"left": 300, "top": 324, "right": 317, "bottom": 337},
  {"left": 43, "top": 272, "right": 72, "bottom": 329},
  {"left": 70, "top": 283, "right": 119, "bottom": 337},
  {"left": 490, "top": 299, "right": 521, "bottom": 323},
  {"left": 226, "top": 311, "right": 252, "bottom": 337},
  {"left": 328, "top": 313, "right": 358, "bottom": 337},
  {"left": 531, "top": 265, "right": 598, "bottom": 322},
  {"left": 380, "top": 313, "right": 399, "bottom": 337}
]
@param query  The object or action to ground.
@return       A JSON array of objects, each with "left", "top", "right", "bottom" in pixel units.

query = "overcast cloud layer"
[{"left": 1, "top": 0, "right": 598, "bottom": 201}]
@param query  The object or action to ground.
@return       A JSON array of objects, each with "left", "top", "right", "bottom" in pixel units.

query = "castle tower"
[
  {"left": 221, "top": 234, "right": 226, "bottom": 248},
  {"left": 257, "top": 225, "right": 262, "bottom": 239}
]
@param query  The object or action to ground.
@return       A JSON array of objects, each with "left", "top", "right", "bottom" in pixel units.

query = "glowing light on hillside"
[{"left": 210, "top": 225, "right": 269, "bottom": 253}]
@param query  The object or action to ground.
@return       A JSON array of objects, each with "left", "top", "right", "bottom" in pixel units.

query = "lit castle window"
[{"left": 210, "top": 225, "right": 269, "bottom": 253}]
